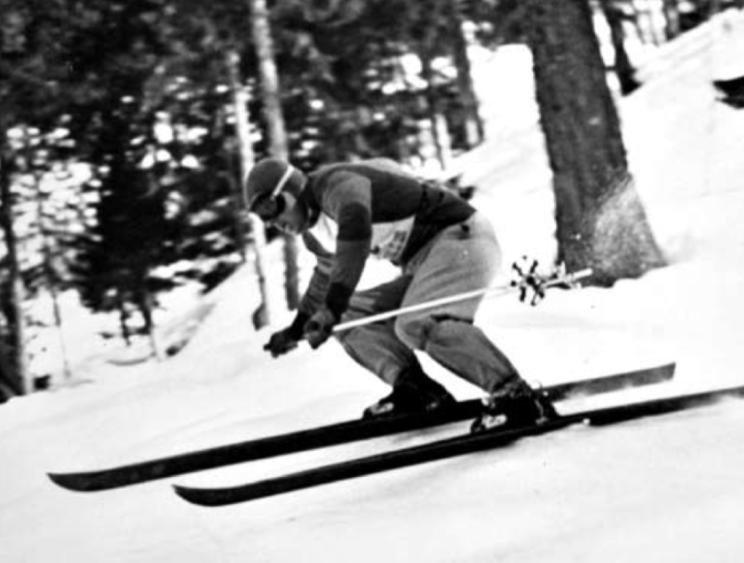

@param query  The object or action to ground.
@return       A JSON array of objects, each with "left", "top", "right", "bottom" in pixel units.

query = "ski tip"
[
  {"left": 173, "top": 484, "right": 247, "bottom": 507},
  {"left": 47, "top": 471, "right": 111, "bottom": 492},
  {"left": 48, "top": 472, "right": 88, "bottom": 492},
  {"left": 173, "top": 484, "right": 214, "bottom": 507},
  {"left": 173, "top": 484, "right": 203, "bottom": 504}
]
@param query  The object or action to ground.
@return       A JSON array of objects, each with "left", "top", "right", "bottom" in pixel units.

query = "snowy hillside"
[{"left": 2, "top": 10, "right": 744, "bottom": 563}]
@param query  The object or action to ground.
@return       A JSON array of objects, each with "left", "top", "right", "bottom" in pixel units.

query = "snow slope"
[{"left": 2, "top": 11, "right": 744, "bottom": 563}]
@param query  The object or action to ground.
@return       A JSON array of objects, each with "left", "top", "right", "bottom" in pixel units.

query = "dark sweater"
[{"left": 297, "top": 158, "right": 475, "bottom": 318}]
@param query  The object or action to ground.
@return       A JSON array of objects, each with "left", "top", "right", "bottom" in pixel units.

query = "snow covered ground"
[{"left": 3, "top": 11, "right": 744, "bottom": 563}]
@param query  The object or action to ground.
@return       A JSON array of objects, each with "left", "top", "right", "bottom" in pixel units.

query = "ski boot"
[
  {"left": 471, "top": 378, "right": 557, "bottom": 433},
  {"left": 363, "top": 376, "right": 456, "bottom": 419}
]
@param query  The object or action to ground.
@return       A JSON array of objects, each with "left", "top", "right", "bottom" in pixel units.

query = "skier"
[{"left": 246, "top": 157, "right": 556, "bottom": 431}]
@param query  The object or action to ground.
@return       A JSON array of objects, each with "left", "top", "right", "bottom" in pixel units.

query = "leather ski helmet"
[{"left": 245, "top": 158, "right": 305, "bottom": 219}]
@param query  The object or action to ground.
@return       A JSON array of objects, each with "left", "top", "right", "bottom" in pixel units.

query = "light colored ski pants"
[{"left": 335, "top": 211, "right": 520, "bottom": 394}]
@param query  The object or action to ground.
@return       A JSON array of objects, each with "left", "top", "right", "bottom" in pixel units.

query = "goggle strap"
[{"left": 270, "top": 165, "right": 295, "bottom": 199}]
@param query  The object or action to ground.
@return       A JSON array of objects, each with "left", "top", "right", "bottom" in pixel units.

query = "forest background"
[{"left": 0, "top": 0, "right": 739, "bottom": 402}]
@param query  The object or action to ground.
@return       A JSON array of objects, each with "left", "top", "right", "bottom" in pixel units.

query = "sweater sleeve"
[
  {"left": 321, "top": 171, "right": 373, "bottom": 318},
  {"left": 297, "top": 231, "right": 334, "bottom": 316}
]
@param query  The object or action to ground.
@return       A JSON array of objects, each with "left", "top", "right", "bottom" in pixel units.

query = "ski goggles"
[{"left": 251, "top": 192, "right": 287, "bottom": 223}]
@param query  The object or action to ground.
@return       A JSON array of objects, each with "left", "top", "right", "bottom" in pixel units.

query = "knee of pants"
[{"left": 394, "top": 315, "right": 436, "bottom": 350}]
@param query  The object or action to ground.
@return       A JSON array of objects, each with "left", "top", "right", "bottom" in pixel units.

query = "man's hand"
[
  {"left": 304, "top": 307, "right": 339, "bottom": 349},
  {"left": 263, "top": 328, "right": 299, "bottom": 358}
]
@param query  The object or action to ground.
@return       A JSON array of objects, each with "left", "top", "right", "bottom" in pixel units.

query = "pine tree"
[{"left": 525, "top": 0, "right": 666, "bottom": 284}]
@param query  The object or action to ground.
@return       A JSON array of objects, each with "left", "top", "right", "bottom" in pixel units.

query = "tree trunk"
[
  {"left": 661, "top": 0, "right": 681, "bottom": 39},
  {"left": 249, "top": 0, "right": 288, "bottom": 161},
  {"left": 628, "top": 1, "right": 663, "bottom": 45},
  {"left": 227, "top": 49, "right": 270, "bottom": 329},
  {"left": 50, "top": 287, "right": 72, "bottom": 380},
  {"left": 136, "top": 282, "right": 164, "bottom": 361},
  {"left": 0, "top": 132, "right": 31, "bottom": 394},
  {"left": 598, "top": 0, "right": 641, "bottom": 95},
  {"left": 526, "top": 0, "right": 665, "bottom": 285},
  {"left": 117, "top": 296, "right": 132, "bottom": 346},
  {"left": 420, "top": 51, "right": 450, "bottom": 170},
  {"left": 450, "top": 7, "right": 485, "bottom": 147},
  {"left": 220, "top": 59, "right": 249, "bottom": 264},
  {"left": 248, "top": 0, "right": 300, "bottom": 311},
  {"left": 31, "top": 155, "right": 72, "bottom": 381}
]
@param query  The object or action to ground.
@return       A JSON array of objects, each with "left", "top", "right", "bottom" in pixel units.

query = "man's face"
[
  {"left": 273, "top": 193, "right": 307, "bottom": 234},
  {"left": 256, "top": 192, "right": 306, "bottom": 234}
]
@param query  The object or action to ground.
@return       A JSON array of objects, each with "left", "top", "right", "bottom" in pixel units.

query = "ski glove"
[
  {"left": 263, "top": 329, "right": 299, "bottom": 357},
  {"left": 263, "top": 312, "right": 308, "bottom": 358},
  {"left": 304, "top": 307, "right": 339, "bottom": 349}
]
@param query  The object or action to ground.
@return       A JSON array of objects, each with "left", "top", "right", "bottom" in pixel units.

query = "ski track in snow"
[{"left": 2, "top": 10, "right": 744, "bottom": 563}]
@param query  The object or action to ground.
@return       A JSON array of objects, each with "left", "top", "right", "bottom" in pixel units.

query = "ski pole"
[{"left": 332, "top": 268, "right": 593, "bottom": 333}]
